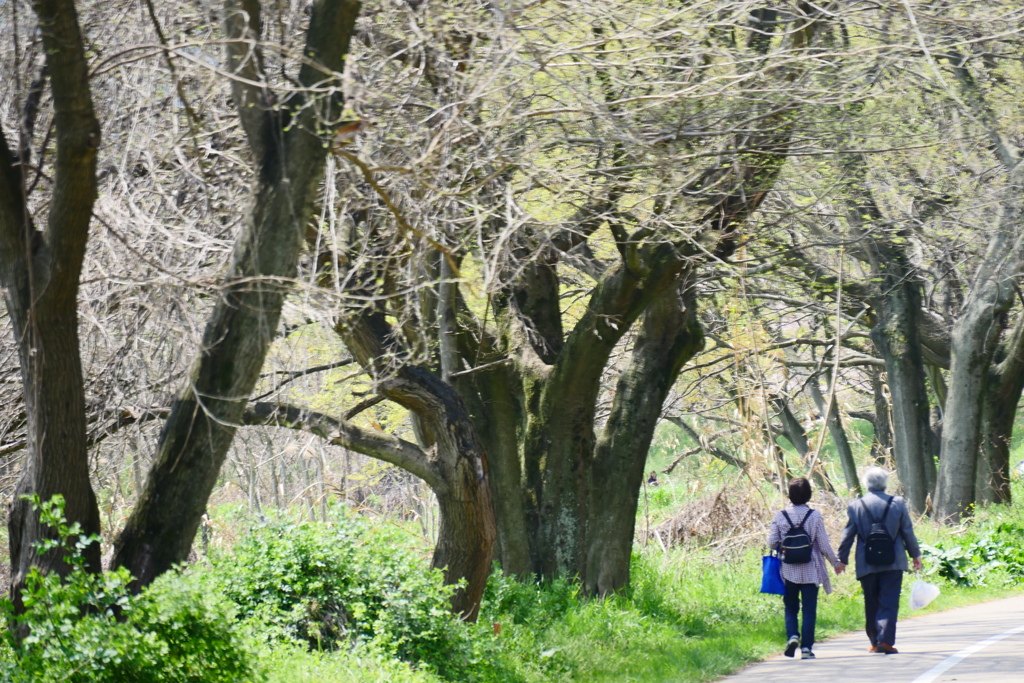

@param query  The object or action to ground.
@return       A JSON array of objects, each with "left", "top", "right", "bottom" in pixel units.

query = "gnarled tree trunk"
[
  {"left": 584, "top": 278, "right": 704, "bottom": 595},
  {"left": 114, "top": 0, "right": 361, "bottom": 586},
  {"left": 337, "top": 311, "right": 497, "bottom": 619},
  {"left": 517, "top": 246, "right": 688, "bottom": 580}
]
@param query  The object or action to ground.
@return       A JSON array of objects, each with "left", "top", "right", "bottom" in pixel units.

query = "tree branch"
[
  {"left": 224, "top": 0, "right": 274, "bottom": 162},
  {"left": 252, "top": 359, "right": 356, "bottom": 401},
  {"left": 243, "top": 402, "right": 439, "bottom": 490},
  {"left": 665, "top": 416, "right": 749, "bottom": 471}
]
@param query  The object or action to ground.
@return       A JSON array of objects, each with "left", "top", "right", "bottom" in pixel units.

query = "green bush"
[
  {"left": 208, "top": 514, "right": 496, "bottom": 681},
  {"left": 921, "top": 537, "right": 1004, "bottom": 586},
  {"left": 481, "top": 568, "right": 578, "bottom": 630},
  {"left": 0, "top": 495, "right": 256, "bottom": 683},
  {"left": 921, "top": 500, "right": 1024, "bottom": 586}
]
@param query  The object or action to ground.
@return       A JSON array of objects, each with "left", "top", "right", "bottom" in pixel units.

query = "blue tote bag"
[{"left": 760, "top": 550, "right": 785, "bottom": 595}]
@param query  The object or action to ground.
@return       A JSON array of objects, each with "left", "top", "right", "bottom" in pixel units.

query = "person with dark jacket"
[{"left": 837, "top": 467, "right": 922, "bottom": 655}]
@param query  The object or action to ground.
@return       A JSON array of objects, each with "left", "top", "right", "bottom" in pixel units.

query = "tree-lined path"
[{"left": 723, "top": 594, "right": 1024, "bottom": 682}]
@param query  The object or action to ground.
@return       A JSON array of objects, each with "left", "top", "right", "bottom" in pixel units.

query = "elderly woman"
[
  {"left": 837, "top": 466, "right": 922, "bottom": 654},
  {"left": 768, "top": 477, "right": 843, "bottom": 660}
]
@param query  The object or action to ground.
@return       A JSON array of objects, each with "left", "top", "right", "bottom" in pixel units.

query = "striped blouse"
[{"left": 767, "top": 504, "right": 841, "bottom": 594}]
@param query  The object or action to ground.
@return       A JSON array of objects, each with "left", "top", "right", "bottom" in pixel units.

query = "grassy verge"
[
  {"left": 3, "top": 483, "right": 1023, "bottom": 682},
  {"left": 261, "top": 645, "right": 443, "bottom": 683},
  {"left": 474, "top": 480, "right": 1024, "bottom": 683},
  {"left": 474, "top": 546, "right": 1022, "bottom": 683}
]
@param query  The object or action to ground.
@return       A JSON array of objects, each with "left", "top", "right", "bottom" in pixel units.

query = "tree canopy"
[{"left": 1, "top": 0, "right": 1024, "bottom": 618}]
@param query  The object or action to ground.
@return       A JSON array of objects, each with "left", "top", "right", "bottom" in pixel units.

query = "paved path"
[{"left": 721, "top": 594, "right": 1024, "bottom": 682}]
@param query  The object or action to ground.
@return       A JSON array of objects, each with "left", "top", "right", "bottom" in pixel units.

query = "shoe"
[
  {"left": 867, "top": 645, "right": 880, "bottom": 653},
  {"left": 876, "top": 642, "right": 899, "bottom": 654},
  {"left": 801, "top": 647, "right": 815, "bottom": 659},
  {"left": 784, "top": 636, "right": 800, "bottom": 657}
]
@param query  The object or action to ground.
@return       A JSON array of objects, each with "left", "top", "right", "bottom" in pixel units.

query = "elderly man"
[{"left": 837, "top": 467, "right": 922, "bottom": 655}]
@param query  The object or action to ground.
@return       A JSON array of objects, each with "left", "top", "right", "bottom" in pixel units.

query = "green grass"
[
  {"left": 261, "top": 645, "right": 442, "bottom": 683},
  {"left": 5, "top": 474, "right": 1024, "bottom": 683},
  {"left": 476, "top": 543, "right": 1023, "bottom": 683},
  {"left": 479, "top": 547, "right": 855, "bottom": 682},
  {"left": 476, "top": 477, "right": 1024, "bottom": 683},
  {"left": 245, "top": 474, "right": 1024, "bottom": 682}
]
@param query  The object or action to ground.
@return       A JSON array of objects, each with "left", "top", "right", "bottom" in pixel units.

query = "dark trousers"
[
  {"left": 783, "top": 580, "right": 819, "bottom": 648},
  {"left": 860, "top": 570, "right": 903, "bottom": 646}
]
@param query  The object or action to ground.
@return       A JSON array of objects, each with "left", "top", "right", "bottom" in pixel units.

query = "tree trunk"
[
  {"left": 978, "top": 388, "right": 1014, "bottom": 506},
  {"left": 807, "top": 375, "right": 861, "bottom": 495},
  {"left": 520, "top": 248, "right": 686, "bottom": 580},
  {"left": 869, "top": 258, "right": 935, "bottom": 514},
  {"left": 385, "top": 367, "right": 496, "bottom": 621},
  {"left": 934, "top": 306, "right": 1003, "bottom": 519},
  {"left": 976, "top": 317, "right": 1024, "bottom": 505},
  {"left": 935, "top": 171, "right": 1024, "bottom": 519},
  {"left": 337, "top": 311, "right": 496, "bottom": 619},
  {"left": 114, "top": 0, "right": 361, "bottom": 587},
  {"left": 7, "top": 312, "right": 101, "bottom": 604},
  {"left": 458, "top": 363, "right": 532, "bottom": 577},
  {"left": 868, "top": 368, "right": 893, "bottom": 464},
  {"left": 0, "top": 0, "right": 102, "bottom": 605},
  {"left": 584, "top": 279, "right": 704, "bottom": 595}
]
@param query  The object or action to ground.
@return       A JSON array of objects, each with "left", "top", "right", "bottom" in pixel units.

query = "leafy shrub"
[
  {"left": 208, "top": 515, "right": 495, "bottom": 680},
  {"left": 921, "top": 538, "right": 1006, "bottom": 586},
  {"left": 481, "top": 567, "right": 578, "bottom": 629},
  {"left": 0, "top": 495, "right": 256, "bottom": 683},
  {"left": 921, "top": 507, "right": 1024, "bottom": 586}
]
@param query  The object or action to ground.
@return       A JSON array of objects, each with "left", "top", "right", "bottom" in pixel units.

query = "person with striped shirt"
[{"left": 767, "top": 477, "right": 844, "bottom": 660}]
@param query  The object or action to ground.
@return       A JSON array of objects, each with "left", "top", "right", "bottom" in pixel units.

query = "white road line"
[{"left": 911, "top": 623, "right": 1024, "bottom": 683}]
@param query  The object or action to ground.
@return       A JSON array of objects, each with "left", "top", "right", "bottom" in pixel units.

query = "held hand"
[
  {"left": 835, "top": 563, "right": 846, "bottom": 575},
  {"left": 913, "top": 557, "right": 923, "bottom": 572}
]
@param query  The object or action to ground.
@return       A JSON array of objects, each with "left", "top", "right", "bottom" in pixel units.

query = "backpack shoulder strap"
[
  {"left": 781, "top": 510, "right": 794, "bottom": 527},
  {"left": 859, "top": 497, "right": 879, "bottom": 524},
  {"left": 802, "top": 508, "right": 815, "bottom": 543},
  {"left": 879, "top": 496, "right": 894, "bottom": 521}
]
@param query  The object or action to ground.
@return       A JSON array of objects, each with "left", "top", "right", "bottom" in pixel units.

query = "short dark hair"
[{"left": 788, "top": 478, "right": 812, "bottom": 505}]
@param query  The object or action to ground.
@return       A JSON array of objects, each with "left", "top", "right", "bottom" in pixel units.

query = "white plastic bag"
[{"left": 909, "top": 578, "right": 940, "bottom": 610}]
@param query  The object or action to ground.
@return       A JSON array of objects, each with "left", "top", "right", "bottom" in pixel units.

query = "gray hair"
[{"left": 862, "top": 466, "right": 889, "bottom": 492}]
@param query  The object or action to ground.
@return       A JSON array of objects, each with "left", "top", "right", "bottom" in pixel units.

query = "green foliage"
[
  {"left": 6, "top": 495, "right": 1023, "bottom": 683},
  {"left": 0, "top": 495, "right": 255, "bottom": 683},
  {"left": 207, "top": 514, "right": 498, "bottom": 681},
  {"left": 921, "top": 498, "right": 1024, "bottom": 587},
  {"left": 482, "top": 568, "right": 578, "bottom": 630},
  {"left": 478, "top": 547, "right": 863, "bottom": 683},
  {"left": 261, "top": 643, "right": 443, "bottom": 683},
  {"left": 921, "top": 537, "right": 1009, "bottom": 586}
]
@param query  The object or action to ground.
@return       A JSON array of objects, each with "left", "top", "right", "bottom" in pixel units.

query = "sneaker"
[
  {"left": 784, "top": 636, "right": 800, "bottom": 657},
  {"left": 801, "top": 647, "right": 815, "bottom": 659}
]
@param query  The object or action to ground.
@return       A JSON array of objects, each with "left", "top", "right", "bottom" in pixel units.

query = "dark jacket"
[{"left": 837, "top": 490, "right": 921, "bottom": 579}]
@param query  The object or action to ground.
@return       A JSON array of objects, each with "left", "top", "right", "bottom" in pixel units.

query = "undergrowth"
[
  {"left": 2, "top": 483, "right": 1023, "bottom": 682},
  {"left": 0, "top": 496, "right": 256, "bottom": 683}
]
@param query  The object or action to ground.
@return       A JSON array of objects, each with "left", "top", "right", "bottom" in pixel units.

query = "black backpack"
[
  {"left": 780, "top": 509, "right": 815, "bottom": 564},
  {"left": 861, "top": 496, "right": 896, "bottom": 565}
]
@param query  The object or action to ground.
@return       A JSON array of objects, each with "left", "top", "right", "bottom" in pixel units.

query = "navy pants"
[
  {"left": 783, "top": 580, "right": 819, "bottom": 648},
  {"left": 860, "top": 570, "right": 903, "bottom": 646}
]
